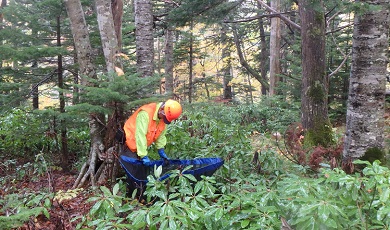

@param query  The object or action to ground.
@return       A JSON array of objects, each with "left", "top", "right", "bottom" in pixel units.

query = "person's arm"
[
  {"left": 135, "top": 111, "right": 149, "bottom": 158},
  {"left": 155, "top": 128, "right": 167, "bottom": 150}
]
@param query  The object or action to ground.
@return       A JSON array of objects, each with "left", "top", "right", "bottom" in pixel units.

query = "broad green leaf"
[
  {"left": 118, "top": 203, "right": 133, "bottom": 213},
  {"left": 146, "top": 212, "right": 151, "bottom": 225},
  {"left": 204, "top": 217, "right": 213, "bottom": 230},
  {"left": 87, "top": 219, "right": 103, "bottom": 227},
  {"left": 44, "top": 198, "right": 51, "bottom": 208},
  {"left": 100, "top": 186, "right": 112, "bottom": 196},
  {"left": 89, "top": 200, "right": 103, "bottom": 216},
  {"left": 160, "top": 219, "right": 168, "bottom": 230},
  {"left": 195, "top": 196, "right": 210, "bottom": 208},
  {"left": 112, "top": 183, "right": 120, "bottom": 196},
  {"left": 166, "top": 205, "right": 176, "bottom": 216},
  {"left": 194, "top": 182, "right": 202, "bottom": 194},
  {"left": 215, "top": 207, "right": 223, "bottom": 221},
  {"left": 241, "top": 219, "right": 250, "bottom": 228},
  {"left": 168, "top": 192, "right": 180, "bottom": 200},
  {"left": 291, "top": 213, "right": 313, "bottom": 225},
  {"left": 169, "top": 217, "right": 177, "bottom": 229},
  {"left": 325, "top": 218, "right": 338, "bottom": 229},
  {"left": 379, "top": 187, "right": 390, "bottom": 202},
  {"left": 318, "top": 203, "right": 330, "bottom": 222},
  {"left": 183, "top": 173, "right": 197, "bottom": 182},
  {"left": 377, "top": 206, "right": 390, "bottom": 221},
  {"left": 155, "top": 165, "right": 163, "bottom": 178},
  {"left": 42, "top": 208, "right": 50, "bottom": 219},
  {"left": 188, "top": 210, "right": 200, "bottom": 221},
  {"left": 296, "top": 216, "right": 315, "bottom": 230}
]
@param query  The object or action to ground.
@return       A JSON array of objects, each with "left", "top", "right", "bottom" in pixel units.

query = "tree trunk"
[
  {"left": 163, "top": 2, "right": 174, "bottom": 95},
  {"left": 203, "top": 72, "right": 210, "bottom": 99},
  {"left": 96, "top": 0, "right": 120, "bottom": 74},
  {"left": 64, "top": 0, "right": 96, "bottom": 85},
  {"left": 257, "top": 1, "right": 269, "bottom": 96},
  {"left": 134, "top": 0, "right": 154, "bottom": 78},
  {"left": 221, "top": 24, "right": 233, "bottom": 100},
  {"left": 95, "top": 0, "right": 123, "bottom": 185},
  {"left": 164, "top": 27, "right": 174, "bottom": 95},
  {"left": 72, "top": 53, "right": 80, "bottom": 105},
  {"left": 0, "top": 0, "right": 6, "bottom": 31},
  {"left": 64, "top": 0, "right": 105, "bottom": 188},
  {"left": 111, "top": 0, "right": 123, "bottom": 50},
  {"left": 57, "top": 16, "right": 69, "bottom": 172},
  {"left": 269, "top": 0, "right": 281, "bottom": 96},
  {"left": 232, "top": 24, "right": 269, "bottom": 90},
  {"left": 299, "top": 0, "right": 333, "bottom": 147},
  {"left": 188, "top": 20, "right": 194, "bottom": 103},
  {"left": 343, "top": 0, "right": 389, "bottom": 163},
  {"left": 32, "top": 84, "right": 39, "bottom": 109}
]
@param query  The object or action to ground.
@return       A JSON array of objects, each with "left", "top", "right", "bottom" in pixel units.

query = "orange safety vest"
[{"left": 123, "top": 103, "right": 166, "bottom": 152}]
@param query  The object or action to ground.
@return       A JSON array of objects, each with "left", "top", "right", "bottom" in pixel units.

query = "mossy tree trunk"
[
  {"left": 342, "top": 0, "right": 389, "bottom": 163},
  {"left": 299, "top": 0, "right": 333, "bottom": 147}
]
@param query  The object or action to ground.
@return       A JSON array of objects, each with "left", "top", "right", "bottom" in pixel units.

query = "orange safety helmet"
[{"left": 164, "top": 99, "right": 182, "bottom": 122}]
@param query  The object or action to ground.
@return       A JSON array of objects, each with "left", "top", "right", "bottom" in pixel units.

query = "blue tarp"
[{"left": 119, "top": 155, "right": 224, "bottom": 187}]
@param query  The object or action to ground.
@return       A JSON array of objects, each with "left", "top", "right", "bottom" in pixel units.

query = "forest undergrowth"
[{"left": 1, "top": 101, "right": 390, "bottom": 229}]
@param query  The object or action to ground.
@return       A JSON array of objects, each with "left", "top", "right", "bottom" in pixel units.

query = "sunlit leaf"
[
  {"left": 112, "top": 183, "right": 120, "bottom": 196},
  {"left": 215, "top": 207, "right": 223, "bottom": 221},
  {"left": 241, "top": 219, "right": 250, "bottom": 228}
]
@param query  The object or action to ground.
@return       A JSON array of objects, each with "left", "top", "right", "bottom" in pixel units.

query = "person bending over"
[{"left": 122, "top": 99, "right": 182, "bottom": 165}]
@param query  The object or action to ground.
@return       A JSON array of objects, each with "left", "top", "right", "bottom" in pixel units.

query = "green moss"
[
  {"left": 315, "top": 11, "right": 324, "bottom": 24},
  {"left": 304, "top": 120, "right": 334, "bottom": 148},
  {"left": 308, "top": 81, "right": 326, "bottom": 103},
  {"left": 360, "top": 147, "right": 387, "bottom": 165},
  {"left": 309, "top": 27, "right": 322, "bottom": 37}
]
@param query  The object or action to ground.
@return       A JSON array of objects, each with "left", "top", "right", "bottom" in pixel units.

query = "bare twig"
[
  {"left": 328, "top": 32, "right": 352, "bottom": 78},
  {"left": 326, "top": 23, "right": 353, "bottom": 35}
]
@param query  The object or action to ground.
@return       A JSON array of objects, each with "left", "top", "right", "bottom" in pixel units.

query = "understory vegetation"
[{"left": 1, "top": 100, "right": 390, "bottom": 229}]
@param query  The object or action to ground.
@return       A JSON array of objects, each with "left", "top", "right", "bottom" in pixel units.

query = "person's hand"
[
  {"left": 141, "top": 156, "right": 151, "bottom": 166},
  {"left": 158, "top": 148, "right": 169, "bottom": 160}
]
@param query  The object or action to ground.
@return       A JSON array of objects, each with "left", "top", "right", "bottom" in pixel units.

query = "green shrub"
[
  {"left": 0, "top": 192, "right": 52, "bottom": 229},
  {"left": 0, "top": 107, "right": 89, "bottom": 162}
]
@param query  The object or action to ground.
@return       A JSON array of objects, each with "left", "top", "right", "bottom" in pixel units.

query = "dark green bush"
[{"left": 0, "top": 107, "right": 90, "bottom": 162}]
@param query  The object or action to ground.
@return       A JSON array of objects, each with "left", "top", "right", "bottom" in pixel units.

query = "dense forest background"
[{"left": 0, "top": 0, "right": 389, "bottom": 229}]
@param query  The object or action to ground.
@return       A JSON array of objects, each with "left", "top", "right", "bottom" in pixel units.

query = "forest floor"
[{"left": 2, "top": 169, "right": 93, "bottom": 230}]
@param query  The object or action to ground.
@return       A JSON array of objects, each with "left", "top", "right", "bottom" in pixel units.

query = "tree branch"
[
  {"left": 328, "top": 32, "right": 352, "bottom": 78},
  {"left": 224, "top": 11, "right": 295, "bottom": 24},
  {"left": 257, "top": 0, "right": 301, "bottom": 31},
  {"left": 27, "top": 70, "right": 57, "bottom": 98},
  {"left": 232, "top": 25, "right": 269, "bottom": 89}
]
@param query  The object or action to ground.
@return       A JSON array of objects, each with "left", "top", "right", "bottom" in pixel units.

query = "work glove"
[
  {"left": 141, "top": 156, "right": 151, "bottom": 166},
  {"left": 158, "top": 148, "right": 169, "bottom": 160}
]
